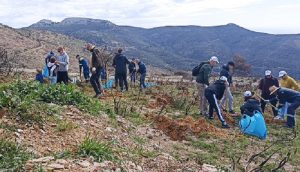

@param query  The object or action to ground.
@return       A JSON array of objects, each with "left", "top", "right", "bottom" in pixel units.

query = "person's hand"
[{"left": 91, "top": 67, "right": 96, "bottom": 74}]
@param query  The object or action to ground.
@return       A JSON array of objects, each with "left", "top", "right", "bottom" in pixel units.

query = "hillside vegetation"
[{"left": 0, "top": 78, "right": 299, "bottom": 171}]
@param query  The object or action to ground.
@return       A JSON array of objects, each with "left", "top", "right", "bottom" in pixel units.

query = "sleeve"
[
  {"left": 258, "top": 79, "right": 263, "bottom": 90},
  {"left": 60, "top": 55, "right": 69, "bottom": 66},
  {"left": 291, "top": 78, "right": 300, "bottom": 90},
  {"left": 240, "top": 104, "right": 246, "bottom": 114},
  {"left": 125, "top": 56, "right": 130, "bottom": 64},
  {"left": 274, "top": 78, "right": 279, "bottom": 87},
  {"left": 112, "top": 56, "right": 116, "bottom": 66},
  {"left": 203, "top": 66, "right": 211, "bottom": 86}
]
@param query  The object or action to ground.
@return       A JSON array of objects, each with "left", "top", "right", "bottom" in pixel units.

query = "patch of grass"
[
  {"left": 78, "top": 137, "right": 116, "bottom": 162},
  {"left": 126, "top": 112, "right": 149, "bottom": 126},
  {"left": 191, "top": 140, "right": 220, "bottom": 153},
  {"left": 56, "top": 121, "right": 77, "bottom": 132},
  {"left": 53, "top": 150, "right": 73, "bottom": 159},
  {"left": 131, "top": 147, "right": 160, "bottom": 159},
  {"left": 0, "top": 139, "right": 31, "bottom": 171},
  {"left": 133, "top": 136, "right": 146, "bottom": 145},
  {"left": 0, "top": 123, "right": 17, "bottom": 132}
]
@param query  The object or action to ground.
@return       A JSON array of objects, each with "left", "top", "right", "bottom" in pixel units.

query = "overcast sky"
[{"left": 0, "top": 0, "right": 299, "bottom": 34}]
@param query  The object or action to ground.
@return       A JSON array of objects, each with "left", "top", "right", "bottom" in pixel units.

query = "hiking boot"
[
  {"left": 222, "top": 108, "right": 228, "bottom": 112},
  {"left": 208, "top": 116, "right": 214, "bottom": 120},
  {"left": 93, "top": 94, "right": 102, "bottom": 98},
  {"left": 274, "top": 115, "right": 284, "bottom": 120},
  {"left": 229, "top": 110, "right": 236, "bottom": 114},
  {"left": 222, "top": 123, "right": 230, "bottom": 129}
]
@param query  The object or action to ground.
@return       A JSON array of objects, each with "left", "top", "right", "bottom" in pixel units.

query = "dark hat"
[{"left": 228, "top": 61, "right": 235, "bottom": 67}]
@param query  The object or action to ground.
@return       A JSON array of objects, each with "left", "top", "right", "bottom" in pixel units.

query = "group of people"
[
  {"left": 195, "top": 56, "right": 300, "bottom": 129},
  {"left": 36, "top": 44, "right": 148, "bottom": 98}
]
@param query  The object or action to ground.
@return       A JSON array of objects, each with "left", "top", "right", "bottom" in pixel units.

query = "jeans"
[
  {"left": 90, "top": 67, "right": 103, "bottom": 95},
  {"left": 220, "top": 87, "right": 234, "bottom": 111},
  {"left": 57, "top": 71, "right": 68, "bottom": 84},
  {"left": 49, "top": 76, "right": 57, "bottom": 85},
  {"left": 261, "top": 96, "right": 278, "bottom": 117},
  {"left": 286, "top": 100, "right": 300, "bottom": 127},
  {"left": 197, "top": 83, "right": 208, "bottom": 114},
  {"left": 115, "top": 73, "right": 128, "bottom": 91},
  {"left": 205, "top": 90, "right": 226, "bottom": 123},
  {"left": 130, "top": 72, "right": 136, "bottom": 84},
  {"left": 83, "top": 70, "right": 90, "bottom": 81},
  {"left": 140, "top": 73, "right": 146, "bottom": 90}
]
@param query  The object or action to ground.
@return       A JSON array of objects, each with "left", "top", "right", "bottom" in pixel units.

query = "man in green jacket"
[{"left": 196, "top": 56, "right": 219, "bottom": 115}]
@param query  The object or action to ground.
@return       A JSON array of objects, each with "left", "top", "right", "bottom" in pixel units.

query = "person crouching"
[
  {"left": 205, "top": 76, "right": 230, "bottom": 128},
  {"left": 240, "top": 91, "right": 262, "bottom": 116}
]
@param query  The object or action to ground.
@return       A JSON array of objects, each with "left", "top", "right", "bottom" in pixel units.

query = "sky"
[{"left": 0, "top": 0, "right": 299, "bottom": 34}]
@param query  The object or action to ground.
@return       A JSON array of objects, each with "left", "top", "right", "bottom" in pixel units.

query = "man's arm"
[
  {"left": 202, "top": 66, "right": 211, "bottom": 86},
  {"left": 291, "top": 78, "right": 300, "bottom": 90},
  {"left": 275, "top": 78, "right": 279, "bottom": 87}
]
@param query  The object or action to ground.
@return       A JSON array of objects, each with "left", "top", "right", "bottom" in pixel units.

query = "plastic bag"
[{"left": 239, "top": 111, "right": 267, "bottom": 139}]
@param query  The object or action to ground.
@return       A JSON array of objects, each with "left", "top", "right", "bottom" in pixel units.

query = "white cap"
[
  {"left": 265, "top": 70, "right": 272, "bottom": 76},
  {"left": 244, "top": 91, "right": 252, "bottom": 97},
  {"left": 220, "top": 76, "right": 227, "bottom": 81},
  {"left": 210, "top": 56, "right": 219, "bottom": 63},
  {"left": 279, "top": 71, "right": 287, "bottom": 77}
]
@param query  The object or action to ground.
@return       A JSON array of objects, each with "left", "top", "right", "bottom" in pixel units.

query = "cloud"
[{"left": 0, "top": 0, "right": 299, "bottom": 34}]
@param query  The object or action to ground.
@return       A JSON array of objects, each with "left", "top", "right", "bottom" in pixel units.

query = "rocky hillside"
[
  {"left": 28, "top": 17, "right": 300, "bottom": 78},
  {"left": 0, "top": 23, "right": 89, "bottom": 71}
]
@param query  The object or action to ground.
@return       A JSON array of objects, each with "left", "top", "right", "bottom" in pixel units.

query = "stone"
[
  {"left": 47, "top": 163, "right": 64, "bottom": 170},
  {"left": 202, "top": 164, "right": 218, "bottom": 172},
  {"left": 30, "top": 156, "right": 55, "bottom": 163},
  {"left": 77, "top": 160, "right": 90, "bottom": 168}
]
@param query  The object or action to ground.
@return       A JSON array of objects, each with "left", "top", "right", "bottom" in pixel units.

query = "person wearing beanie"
[
  {"left": 279, "top": 71, "right": 299, "bottom": 91},
  {"left": 258, "top": 70, "right": 279, "bottom": 116},
  {"left": 269, "top": 86, "right": 300, "bottom": 128},
  {"left": 205, "top": 76, "right": 230, "bottom": 128},
  {"left": 220, "top": 61, "right": 236, "bottom": 114},
  {"left": 240, "top": 91, "right": 262, "bottom": 116}
]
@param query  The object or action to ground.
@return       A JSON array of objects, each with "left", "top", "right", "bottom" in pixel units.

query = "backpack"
[
  {"left": 239, "top": 111, "right": 267, "bottom": 140},
  {"left": 192, "top": 61, "right": 209, "bottom": 76}
]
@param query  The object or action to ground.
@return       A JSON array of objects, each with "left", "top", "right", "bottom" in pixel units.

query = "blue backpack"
[{"left": 239, "top": 111, "right": 267, "bottom": 140}]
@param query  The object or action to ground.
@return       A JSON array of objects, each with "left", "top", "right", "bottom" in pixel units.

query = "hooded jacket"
[
  {"left": 90, "top": 47, "right": 104, "bottom": 68},
  {"left": 128, "top": 61, "right": 136, "bottom": 73},
  {"left": 240, "top": 98, "right": 262, "bottom": 116},
  {"left": 258, "top": 76, "right": 279, "bottom": 98},
  {"left": 220, "top": 64, "right": 233, "bottom": 85},
  {"left": 280, "top": 75, "right": 299, "bottom": 91},
  {"left": 275, "top": 87, "right": 300, "bottom": 104},
  {"left": 56, "top": 52, "right": 69, "bottom": 72},
  {"left": 196, "top": 63, "right": 212, "bottom": 86},
  {"left": 205, "top": 80, "right": 226, "bottom": 100},
  {"left": 112, "top": 53, "right": 130, "bottom": 74},
  {"left": 137, "top": 62, "right": 147, "bottom": 74}
]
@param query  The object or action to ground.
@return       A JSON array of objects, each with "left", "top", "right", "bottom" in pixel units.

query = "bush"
[
  {"left": 0, "top": 139, "right": 31, "bottom": 171},
  {"left": 78, "top": 137, "right": 116, "bottom": 162},
  {"left": 0, "top": 80, "right": 104, "bottom": 125}
]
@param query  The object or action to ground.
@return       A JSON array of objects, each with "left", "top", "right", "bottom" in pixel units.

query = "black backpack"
[{"left": 192, "top": 61, "right": 209, "bottom": 76}]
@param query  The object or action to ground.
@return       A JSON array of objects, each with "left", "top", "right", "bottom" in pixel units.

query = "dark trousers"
[
  {"left": 130, "top": 72, "right": 136, "bottom": 84},
  {"left": 261, "top": 97, "right": 278, "bottom": 117},
  {"left": 140, "top": 73, "right": 146, "bottom": 90},
  {"left": 57, "top": 71, "right": 68, "bottom": 84},
  {"left": 116, "top": 73, "right": 128, "bottom": 91},
  {"left": 286, "top": 100, "right": 300, "bottom": 127},
  {"left": 90, "top": 67, "right": 102, "bottom": 95},
  {"left": 205, "top": 90, "right": 225, "bottom": 123}
]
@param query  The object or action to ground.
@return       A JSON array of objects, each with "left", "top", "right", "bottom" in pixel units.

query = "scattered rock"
[
  {"left": 47, "top": 163, "right": 65, "bottom": 170},
  {"left": 77, "top": 160, "right": 91, "bottom": 168},
  {"left": 30, "top": 156, "right": 55, "bottom": 163},
  {"left": 202, "top": 164, "right": 218, "bottom": 172}
]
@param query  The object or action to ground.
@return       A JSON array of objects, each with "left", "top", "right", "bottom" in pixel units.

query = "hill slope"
[
  {"left": 0, "top": 23, "right": 89, "bottom": 71},
  {"left": 28, "top": 17, "right": 300, "bottom": 78}
]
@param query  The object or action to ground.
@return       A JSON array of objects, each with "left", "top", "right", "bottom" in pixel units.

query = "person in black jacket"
[
  {"left": 205, "top": 76, "right": 230, "bottom": 128},
  {"left": 270, "top": 86, "right": 300, "bottom": 128},
  {"left": 128, "top": 58, "right": 137, "bottom": 86},
  {"left": 113, "top": 49, "right": 130, "bottom": 92},
  {"left": 136, "top": 59, "right": 147, "bottom": 91},
  {"left": 86, "top": 43, "right": 104, "bottom": 98},
  {"left": 220, "top": 61, "right": 235, "bottom": 114},
  {"left": 240, "top": 91, "right": 262, "bottom": 116},
  {"left": 258, "top": 70, "right": 279, "bottom": 116}
]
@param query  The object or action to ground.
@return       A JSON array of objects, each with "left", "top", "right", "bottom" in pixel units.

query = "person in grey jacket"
[{"left": 56, "top": 47, "right": 69, "bottom": 84}]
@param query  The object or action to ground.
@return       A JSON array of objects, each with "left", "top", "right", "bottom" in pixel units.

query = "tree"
[{"left": 233, "top": 54, "right": 252, "bottom": 76}]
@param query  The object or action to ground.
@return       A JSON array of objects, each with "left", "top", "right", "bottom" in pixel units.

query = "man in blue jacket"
[
  {"left": 136, "top": 59, "right": 147, "bottom": 91},
  {"left": 269, "top": 85, "right": 300, "bottom": 128},
  {"left": 113, "top": 49, "right": 130, "bottom": 92},
  {"left": 220, "top": 61, "right": 235, "bottom": 114}
]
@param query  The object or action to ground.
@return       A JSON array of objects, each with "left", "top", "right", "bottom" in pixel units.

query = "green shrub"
[
  {"left": 56, "top": 121, "right": 77, "bottom": 132},
  {"left": 78, "top": 137, "right": 116, "bottom": 162},
  {"left": 0, "top": 139, "right": 31, "bottom": 171},
  {"left": 0, "top": 80, "right": 105, "bottom": 125}
]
